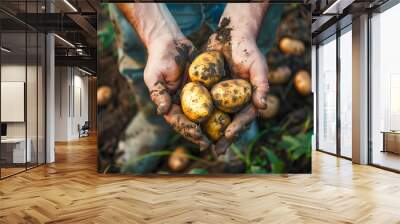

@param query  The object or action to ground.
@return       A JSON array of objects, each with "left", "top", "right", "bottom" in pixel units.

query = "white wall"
[
  {"left": 72, "top": 73, "right": 89, "bottom": 138},
  {"left": 1, "top": 65, "right": 38, "bottom": 138},
  {"left": 54, "top": 66, "right": 89, "bottom": 141},
  {"left": 55, "top": 66, "right": 69, "bottom": 141},
  {"left": 1, "top": 65, "right": 26, "bottom": 138}
]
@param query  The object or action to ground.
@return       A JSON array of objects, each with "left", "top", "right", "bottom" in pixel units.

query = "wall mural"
[{"left": 97, "top": 3, "right": 312, "bottom": 175}]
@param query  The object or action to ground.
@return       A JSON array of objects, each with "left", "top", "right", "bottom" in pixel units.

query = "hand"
[
  {"left": 164, "top": 105, "right": 211, "bottom": 149},
  {"left": 207, "top": 21, "right": 269, "bottom": 155},
  {"left": 144, "top": 37, "right": 194, "bottom": 114},
  {"left": 117, "top": 3, "right": 212, "bottom": 149},
  {"left": 145, "top": 37, "right": 212, "bottom": 149},
  {"left": 117, "top": 3, "right": 194, "bottom": 114}
]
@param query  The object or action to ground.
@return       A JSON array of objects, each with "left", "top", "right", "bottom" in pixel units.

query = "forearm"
[
  {"left": 116, "top": 3, "right": 184, "bottom": 52},
  {"left": 221, "top": 3, "right": 269, "bottom": 40}
]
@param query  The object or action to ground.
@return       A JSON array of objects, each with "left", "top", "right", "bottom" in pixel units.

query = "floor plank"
[{"left": 0, "top": 135, "right": 399, "bottom": 224}]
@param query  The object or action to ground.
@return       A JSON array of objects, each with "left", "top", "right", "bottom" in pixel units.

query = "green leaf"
[
  {"left": 292, "top": 150, "right": 303, "bottom": 160},
  {"left": 267, "top": 150, "right": 285, "bottom": 173},
  {"left": 246, "top": 129, "right": 269, "bottom": 166},
  {"left": 302, "top": 114, "right": 312, "bottom": 133},
  {"left": 98, "top": 22, "right": 116, "bottom": 50},
  {"left": 230, "top": 143, "right": 246, "bottom": 164},
  {"left": 280, "top": 132, "right": 312, "bottom": 160},
  {"left": 130, "top": 150, "right": 172, "bottom": 164},
  {"left": 188, "top": 168, "right": 208, "bottom": 175},
  {"left": 249, "top": 165, "right": 269, "bottom": 174},
  {"left": 167, "top": 134, "right": 181, "bottom": 145},
  {"left": 254, "top": 155, "right": 268, "bottom": 166},
  {"left": 262, "top": 147, "right": 285, "bottom": 173},
  {"left": 270, "top": 126, "right": 283, "bottom": 133},
  {"left": 268, "top": 138, "right": 278, "bottom": 145}
]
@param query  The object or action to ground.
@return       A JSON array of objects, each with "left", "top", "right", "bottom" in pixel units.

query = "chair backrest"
[{"left": 82, "top": 121, "right": 90, "bottom": 129}]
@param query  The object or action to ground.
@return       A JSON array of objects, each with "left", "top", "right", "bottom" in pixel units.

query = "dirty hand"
[
  {"left": 207, "top": 3, "right": 269, "bottom": 154},
  {"left": 208, "top": 32, "right": 269, "bottom": 137},
  {"left": 117, "top": 3, "right": 211, "bottom": 149},
  {"left": 208, "top": 34, "right": 268, "bottom": 154},
  {"left": 144, "top": 37, "right": 194, "bottom": 115},
  {"left": 146, "top": 38, "right": 211, "bottom": 149}
]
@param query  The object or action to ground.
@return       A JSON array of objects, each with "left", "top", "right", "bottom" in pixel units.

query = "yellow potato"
[
  {"left": 97, "top": 86, "right": 112, "bottom": 106},
  {"left": 168, "top": 146, "right": 189, "bottom": 172},
  {"left": 181, "top": 82, "right": 214, "bottom": 123},
  {"left": 203, "top": 109, "right": 231, "bottom": 141},
  {"left": 294, "top": 70, "right": 311, "bottom": 96},
  {"left": 211, "top": 79, "right": 252, "bottom": 113},
  {"left": 189, "top": 51, "right": 224, "bottom": 88},
  {"left": 268, "top": 66, "right": 291, "bottom": 85},
  {"left": 259, "top": 95, "right": 280, "bottom": 119},
  {"left": 279, "top": 37, "right": 305, "bottom": 56}
]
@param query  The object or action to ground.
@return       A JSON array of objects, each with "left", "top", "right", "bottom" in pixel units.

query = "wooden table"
[{"left": 381, "top": 131, "right": 400, "bottom": 154}]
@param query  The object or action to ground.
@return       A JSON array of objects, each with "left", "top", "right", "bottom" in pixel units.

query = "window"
[
  {"left": 339, "top": 27, "right": 352, "bottom": 158},
  {"left": 0, "top": 0, "right": 47, "bottom": 179},
  {"left": 317, "top": 35, "right": 337, "bottom": 154},
  {"left": 370, "top": 3, "right": 400, "bottom": 171}
]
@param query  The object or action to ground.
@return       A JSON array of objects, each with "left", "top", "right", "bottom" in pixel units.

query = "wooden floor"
[
  {"left": 1, "top": 136, "right": 400, "bottom": 224},
  {"left": 1, "top": 167, "right": 26, "bottom": 178},
  {"left": 373, "top": 150, "right": 400, "bottom": 171}
]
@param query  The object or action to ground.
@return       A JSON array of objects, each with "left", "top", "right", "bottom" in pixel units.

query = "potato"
[
  {"left": 211, "top": 79, "right": 252, "bottom": 113},
  {"left": 203, "top": 109, "right": 231, "bottom": 141},
  {"left": 279, "top": 37, "right": 305, "bottom": 56},
  {"left": 168, "top": 146, "right": 189, "bottom": 172},
  {"left": 181, "top": 82, "right": 214, "bottom": 123},
  {"left": 294, "top": 70, "right": 311, "bottom": 96},
  {"left": 268, "top": 66, "right": 291, "bottom": 85},
  {"left": 189, "top": 51, "right": 224, "bottom": 88},
  {"left": 97, "top": 86, "right": 112, "bottom": 106},
  {"left": 258, "top": 95, "right": 280, "bottom": 119}
]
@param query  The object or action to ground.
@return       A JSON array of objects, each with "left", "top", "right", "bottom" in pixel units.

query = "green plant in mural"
[{"left": 230, "top": 119, "right": 312, "bottom": 174}]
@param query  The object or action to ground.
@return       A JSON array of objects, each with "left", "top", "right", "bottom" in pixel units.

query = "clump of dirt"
[
  {"left": 174, "top": 41, "right": 198, "bottom": 74},
  {"left": 215, "top": 17, "right": 232, "bottom": 44}
]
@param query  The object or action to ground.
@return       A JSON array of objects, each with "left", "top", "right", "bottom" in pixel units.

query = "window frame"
[{"left": 315, "top": 22, "right": 353, "bottom": 161}]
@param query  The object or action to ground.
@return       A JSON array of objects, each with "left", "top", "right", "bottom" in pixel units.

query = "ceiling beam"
[
  {"left": 67, "top": 13, "right": 97, "bottom": 38},
  {"left": 323, "top": 0, "right": 356, "bottom": 15},
  {"left": 55, "top": 55, "right": 96, "bottom": 72},
  {"left": 311, "top": 15, "right": 335, "bottom": 33}
]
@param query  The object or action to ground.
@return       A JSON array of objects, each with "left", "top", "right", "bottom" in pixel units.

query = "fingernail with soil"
[
  {"left": 157, "top": 107, "right": 163, "bottom": 115},
  {"left": 260, "top": 97, "right": 268, "bottom": 109},
  {"left": 215, "top": 137, "right": 230, "bottom": 155},
  {"left": 225, "top": 128, "right": 235, "bottom": 140},
  {"left": 199, "top": 139, "right": 210, "bottom": 151},
  {"left": 210, "top": 147, "right": 219, "bottom": 159},
  {"left": 157, "top": 103, "right": 168, "bottom": 115}
]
